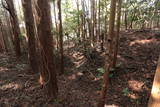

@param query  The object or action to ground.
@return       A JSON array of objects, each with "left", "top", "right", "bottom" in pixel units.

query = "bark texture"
[
  {"left": 22, "top": 0, "right": 39, "bottom": 72},
  {"left": 37, "top": 0, "right": 58, "bottom": 99}
]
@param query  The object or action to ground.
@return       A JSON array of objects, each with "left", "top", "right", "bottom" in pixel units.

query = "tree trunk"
[
  {"left": 0, "top": 17, "right": 13, "bottom": 52},
  {"left": 0, "top": 19, "right": 6, "bottom": 52},
  {"left": 37, "top": 0, "right": 58, "bottom": 99},
  {"left": 104, "top": 0, "right": 108, "bottom": 41},
  {"left": 53, "top": 1, "right": 59, "bottom": 49},
  {"left": 113, "top": 0, "right": 122, "bottom": 68},
  {"left": 76, "top": 0, "right": 81, "bottom": 43},
  {"left": 22, "top": 0, "right": 39, "bottom": 73},
  {"left": 124, "top": 10, "right": 128, "bottom": 30},
  {"left": 98, "top": 0, "right": 101, "bottom": 42},
  {"left": 5, "top": 0, "right": 21, "bottom": 57},
  {"left": 57, "top": 0, "right": 64, "bottom": 74},
  {"left": 91, "top": 0, "right": 95, "bottom": 46},
  {"left": 81, "top": 0, "right": 87, "bottom": 49},
  {"left": 98, "top": 0, "right": 117, "bottom": 106}
]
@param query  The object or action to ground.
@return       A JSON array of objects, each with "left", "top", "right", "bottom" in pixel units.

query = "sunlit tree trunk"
[
  {"left": 104, "top": 0, "right": 108, "bottom": 41},
  {"left": 113, "top": 0, "right": 122, "bottom": 68},
  {"left": 37, "top": 0, "right": 58, "bottom": 99},
  {"left": 22, "top": 0, "right": 39, "bottom": 73},
  {"left": 53, "top": 1, "right": 59, "bottom": 49},
  {"left": 53, "top": 1, "right": 58, "bottom": 31},
  {"left": 81, "top": 0, "right": 87, "bottom": 49},
  {"left": 76, "top": 0, "right": 81, "bottom": 42},
  {"left": 4, "top": 0, "right": 21, "bottom": 57},
  {"left": 90, "top": 0, "right": 95, "bottom": 46},
  {"left": 98, "top": 0, "right": 117, "bottom": 106}
]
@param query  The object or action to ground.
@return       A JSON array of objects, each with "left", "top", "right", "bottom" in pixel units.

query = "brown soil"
[{"left": 0, "top": 30, "right": 160, "bottom": 107}]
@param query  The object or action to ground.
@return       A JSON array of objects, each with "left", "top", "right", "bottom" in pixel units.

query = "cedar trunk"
[
  {"left": 113, "top": 0, "right": 122, "bottom": 68},
  {"left": 57, "top": 0, "right": 64, "bottom": 74},
  {"left": 98, "top": 0, "right": 117, "bottom": 106},
  {"left": 37, "top": 0, "right": 58, "bottom": 99},
  {"left": 5, "top": 0, "right": 21, "bottom": 57},
  {"left": 22, "top": 0, "right": 39, "bottom": 72}
]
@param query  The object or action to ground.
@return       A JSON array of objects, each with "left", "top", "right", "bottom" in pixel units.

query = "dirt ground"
[{"left": 0, "top": 30, "right": 160, "bottom": 107}]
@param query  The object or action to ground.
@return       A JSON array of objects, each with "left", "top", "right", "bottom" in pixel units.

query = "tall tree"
[
  {"left": 0, "top": 13, "right": 13, "bottom": 53},
  {"left": 98, "top": 0, "right": 117, "bottom": 106},
  {"left": 22, "top": 0, "right": 39, "bottom": 72},
  {"left": 124, "top": 9, "right": 128, "bottom": 30},
  {"left": 98, "top": 0, "right": 101, "bottom": 42},
  {"left": 113, "top": 0, "right": 122, "bottom": 67},
  {"left": 37, "top": 0, "right": 58, "bottom": 99},
  {"left": 0, "top": 18, "right": 6, "bottom": 52},
  {"left": 76, "top": 0, "right": 81, "bottom": 42},
  {"left": 57, "top": 0, "right": 64, "bottom": 74},
  {"left": 2, "top": 0, "right": 21, "bottom": 57},
  {"left": 81, "top": 0, "right": 86, "bottom": 45},
  {"left": 91, "top": 0, "right": 95, "bottom": 46}
]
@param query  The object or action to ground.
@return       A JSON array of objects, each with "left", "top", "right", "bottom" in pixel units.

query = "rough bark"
[
  {"left": 37, "top": 0, "right": 58, "bottom": 99},
  {"left": 22, "top": 0, "right": 39, "bottom": 72},
  {"left": 98, "top": 0, "right": 117, "bottom": 106},
  {"left": 4, "top": 0, "right": 21, "bottom": 57}
]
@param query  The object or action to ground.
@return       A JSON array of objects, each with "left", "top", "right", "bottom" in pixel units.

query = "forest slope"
[{"left": 0, "top": 30, "right": 160, "bottom": 107}]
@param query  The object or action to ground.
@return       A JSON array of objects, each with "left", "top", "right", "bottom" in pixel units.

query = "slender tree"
[
  {"left": 57, "top": 0, "right": 64, "bottom": 74},
  {"left": 52, "top": 0, "right": 59, "bottom": 49},
  {"left": 2, "top": 0, "right": 21, "bottom": 57},
  {"left": 0, "top": 15, "right": 13, "bottom": 52},
  {"left": 22, "top": 0, "right": 39, "bottom": 72},
  {"left": 113, "top": 0, "right": 122, "bottom": 67},
  {"left": 98, "top": 0, "right": 117, "bottom": 106},
  {"left": 0, "top": 18, "right": 6, "bottom": 52},
  {"left": 91, "top": 0, "right": 95, "bottom": 46},
  {"left": 98, "top": 0, "right": 101, "bottom": 42},
  {"left": 76, "top": 0, "right": 81, "bottom": 42},
  {"left": 81, "top": 0, "right": 86, "bottom": 44},
  {"left": 124, "top": 10, "right": 128, "bottom": 30}
]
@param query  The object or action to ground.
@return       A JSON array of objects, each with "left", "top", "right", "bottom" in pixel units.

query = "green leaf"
[
  {"left": 110, "top": 68, "right": 115, "bottom": 72},
  {"left": 97, "top": 68, "right": 105, "bottom": 74},
  {"left": 109, "top": 73, "right": 114, "bottom": 78},
  {"left": 122, "top": 88, "right": 129, "bottom": 96}
]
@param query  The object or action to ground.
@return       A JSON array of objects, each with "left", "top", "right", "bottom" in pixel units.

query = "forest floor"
[{"left": 0, "top": 30, "right": 160, "bottom": 107}]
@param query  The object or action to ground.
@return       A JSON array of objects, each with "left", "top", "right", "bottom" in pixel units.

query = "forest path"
[{"left": 0, "top": 30, "right": 160, "bottom": 107}]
